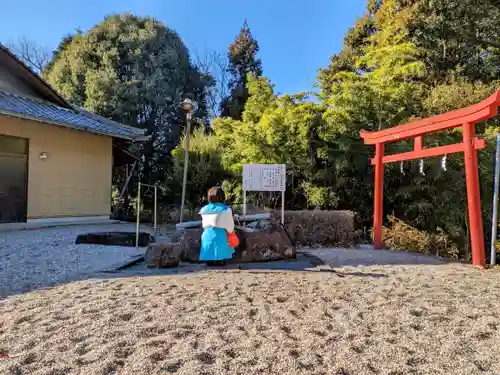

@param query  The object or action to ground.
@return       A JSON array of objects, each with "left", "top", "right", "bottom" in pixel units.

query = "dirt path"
[{"left": 0, "top": 249, "right": 499, "bottom": 375}]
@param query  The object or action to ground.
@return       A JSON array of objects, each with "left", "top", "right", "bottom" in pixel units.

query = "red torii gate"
[{"left": 360, "top": 91, "right": 500, "bottom": 267}]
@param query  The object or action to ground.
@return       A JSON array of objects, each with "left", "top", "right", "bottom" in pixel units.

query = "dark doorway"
[{"left": 0, "top": 135, "right": 28, "bottom": 223}]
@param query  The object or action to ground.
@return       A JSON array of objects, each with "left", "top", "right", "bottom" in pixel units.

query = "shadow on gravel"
[
  {"left": 305, "top": 246, "right": 450, "bottom": 268},
  {"left": 96, "top": 254, "right": 390, "bottom": 280},
  {"left": 2, "top": 246, "right": 452, "bottom": 299},
  {"left": 1, "top": 253, "right": 392, "bottom": 298}
]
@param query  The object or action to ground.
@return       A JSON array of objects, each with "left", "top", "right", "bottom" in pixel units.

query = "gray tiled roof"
[{"left": 0, "top": 90, "right": 146, "bottom": 140}]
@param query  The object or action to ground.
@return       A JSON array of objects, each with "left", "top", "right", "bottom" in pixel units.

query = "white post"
[
  {"left": 281, "top": 190, "right": 285, "bottom": 225},
  {"left": 243, "top": 189, "right": 247, "bottom": 218},
  {"left": 153, "top": 184, "right": 158, "bottom": 237},
  {"left": 490, "top": 133, "right": 500, "bottom": 265},
  {"left": 136, "top": 182, "right": 141, "bottom": 248}
]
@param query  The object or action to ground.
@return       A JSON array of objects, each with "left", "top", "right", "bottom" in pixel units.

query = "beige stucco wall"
[{"left": 0, "top": 115, "right": 113, "bottom": 219}]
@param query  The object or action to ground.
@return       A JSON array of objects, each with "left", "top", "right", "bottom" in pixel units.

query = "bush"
[{"left": 382, "top": 215, "right": 460, "bottom": 259}]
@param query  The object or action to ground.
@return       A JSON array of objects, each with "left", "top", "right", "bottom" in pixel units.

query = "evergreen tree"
[
  {"left": 44, "top": 13, "right": 213, "bottom": 184},
  {"left": 408, "top": 0, "right": 500, "bottom": 83},
  {"left": 220, "top": 19, "right": 263, "bottom": 120},
  {"left": 43, "top": 29, "right": 82, "bottom": 74}
]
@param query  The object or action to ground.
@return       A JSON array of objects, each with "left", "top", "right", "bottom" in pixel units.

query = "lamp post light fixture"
[
  {"left": 179, "top": 99, "right": 195, "bottom": 223},
  {"left": 180, "top": 98, "right": 195, "bottom": 115}
]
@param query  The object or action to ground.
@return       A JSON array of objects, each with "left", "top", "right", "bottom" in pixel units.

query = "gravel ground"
[
  {"left": 306, "top": 245, "right": 448, "bottom": 267},
  {"left": 0, "top": 248, "right": 499, "bottom": 375},
  {"left": 0, "top": 224, "right": 147, "bottom": 297}
]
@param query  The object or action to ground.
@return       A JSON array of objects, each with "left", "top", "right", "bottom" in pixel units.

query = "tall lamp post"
[{"left": 179, "top": 99, "right": 195, "bottom": 223}]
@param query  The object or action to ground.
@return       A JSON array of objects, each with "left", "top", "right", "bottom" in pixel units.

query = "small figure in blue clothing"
[{"left": 199, "top": 186, "right": 236, "bottom": 266}]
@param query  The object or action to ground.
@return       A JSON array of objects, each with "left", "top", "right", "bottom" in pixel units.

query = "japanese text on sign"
[{"left": 243, "top": 164, "right": 286, "bottom": 192}]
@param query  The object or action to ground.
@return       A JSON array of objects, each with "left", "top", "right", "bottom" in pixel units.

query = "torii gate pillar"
[{"left": 463, "top": 122, "right": 485, "bottom": 265}]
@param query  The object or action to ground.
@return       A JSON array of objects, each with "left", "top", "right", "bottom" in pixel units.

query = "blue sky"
[{"left": 0, "top": 0, "right": 367, "bottom": 94}]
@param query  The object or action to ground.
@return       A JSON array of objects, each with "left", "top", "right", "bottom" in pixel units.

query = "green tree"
[
  {"left": 43, "top": 29, "right": 82, "bottom": 74},
  {"left": 317, "top": 0, "right": 381, "bottom": 96},
  {"left": 44, "top": 13, "right": 213, "bottom": 184},
  {"left": 317, "top": 0, "right": 500, "bottom": 253},
  {"left": 408, "top": 0, "right": 500, "bottom": 83},
  {"left": 220, "top": 20, "right": 263, "bottom": 120},
  {"left": 318, "top": 0, "right": 426, "bottom": 221},
  {"left": 213, "top": 74, "right": 336, "bottom": 208}
]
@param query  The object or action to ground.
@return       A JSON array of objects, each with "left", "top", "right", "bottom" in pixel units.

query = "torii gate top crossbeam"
[{"left": 360, "top": 91, "right": 500, "bottom": 145}]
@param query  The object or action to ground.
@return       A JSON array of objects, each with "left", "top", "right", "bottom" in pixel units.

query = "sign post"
[{"left": 242, "top": 164, "right": 286, "bottom": 224}]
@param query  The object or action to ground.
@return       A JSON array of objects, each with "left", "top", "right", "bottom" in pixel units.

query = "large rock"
[
  {"left": 176, "top": 218, "right": 296, "bottom": 263},
  {"left": 144, "top": 241, "right": 183, "bottom": 268},
  {"left": 271, "top": 210, "right": 357, "bottom": 247},
  {"left": 233, "top": 220, "right": 295, "bottom": 262},
  {"left": 176, "top": 228, "right": 203, "bottom": 262}
]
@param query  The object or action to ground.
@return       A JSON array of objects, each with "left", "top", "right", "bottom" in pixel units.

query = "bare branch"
[
  {"left": 192, "top": 47, "right": 229, "bottom": 119},
  {"left": 7, "top": 36, "right": 50, "bottom": 75}
]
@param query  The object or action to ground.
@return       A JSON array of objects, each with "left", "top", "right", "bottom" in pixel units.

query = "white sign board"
[
  {"left": 242, "top": 164, "right": 286, "bottom": 224},
  {"left": 243, "top": 164, "right": 286, "bottom": 192}
]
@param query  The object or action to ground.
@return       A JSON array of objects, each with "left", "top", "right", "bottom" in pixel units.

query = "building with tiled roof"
[{"left": 0, "top": 43, "right": 147, "bottom": 223}]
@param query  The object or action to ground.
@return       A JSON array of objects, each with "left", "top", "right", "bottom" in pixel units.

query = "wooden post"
[
  {"left": 243, "top": 189, "right": 247, "bottom": 218},
  {"left": 136, "top": 182, "right": 141, "bottom": 248},
  {"left": 119, "top": 160, "right": 137, "bottom": 201},
  {"left": 153, "top": 185, "right": 157, "bottom": 236},
  {"left": 373, "top": 143, "right": 384, "bottom": 249},
  {"left": 281, "top": 190, "right": 285, "bottom": 225},
  {"left": 463, "top": 123, "right": 486, "bottom": 267}
]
